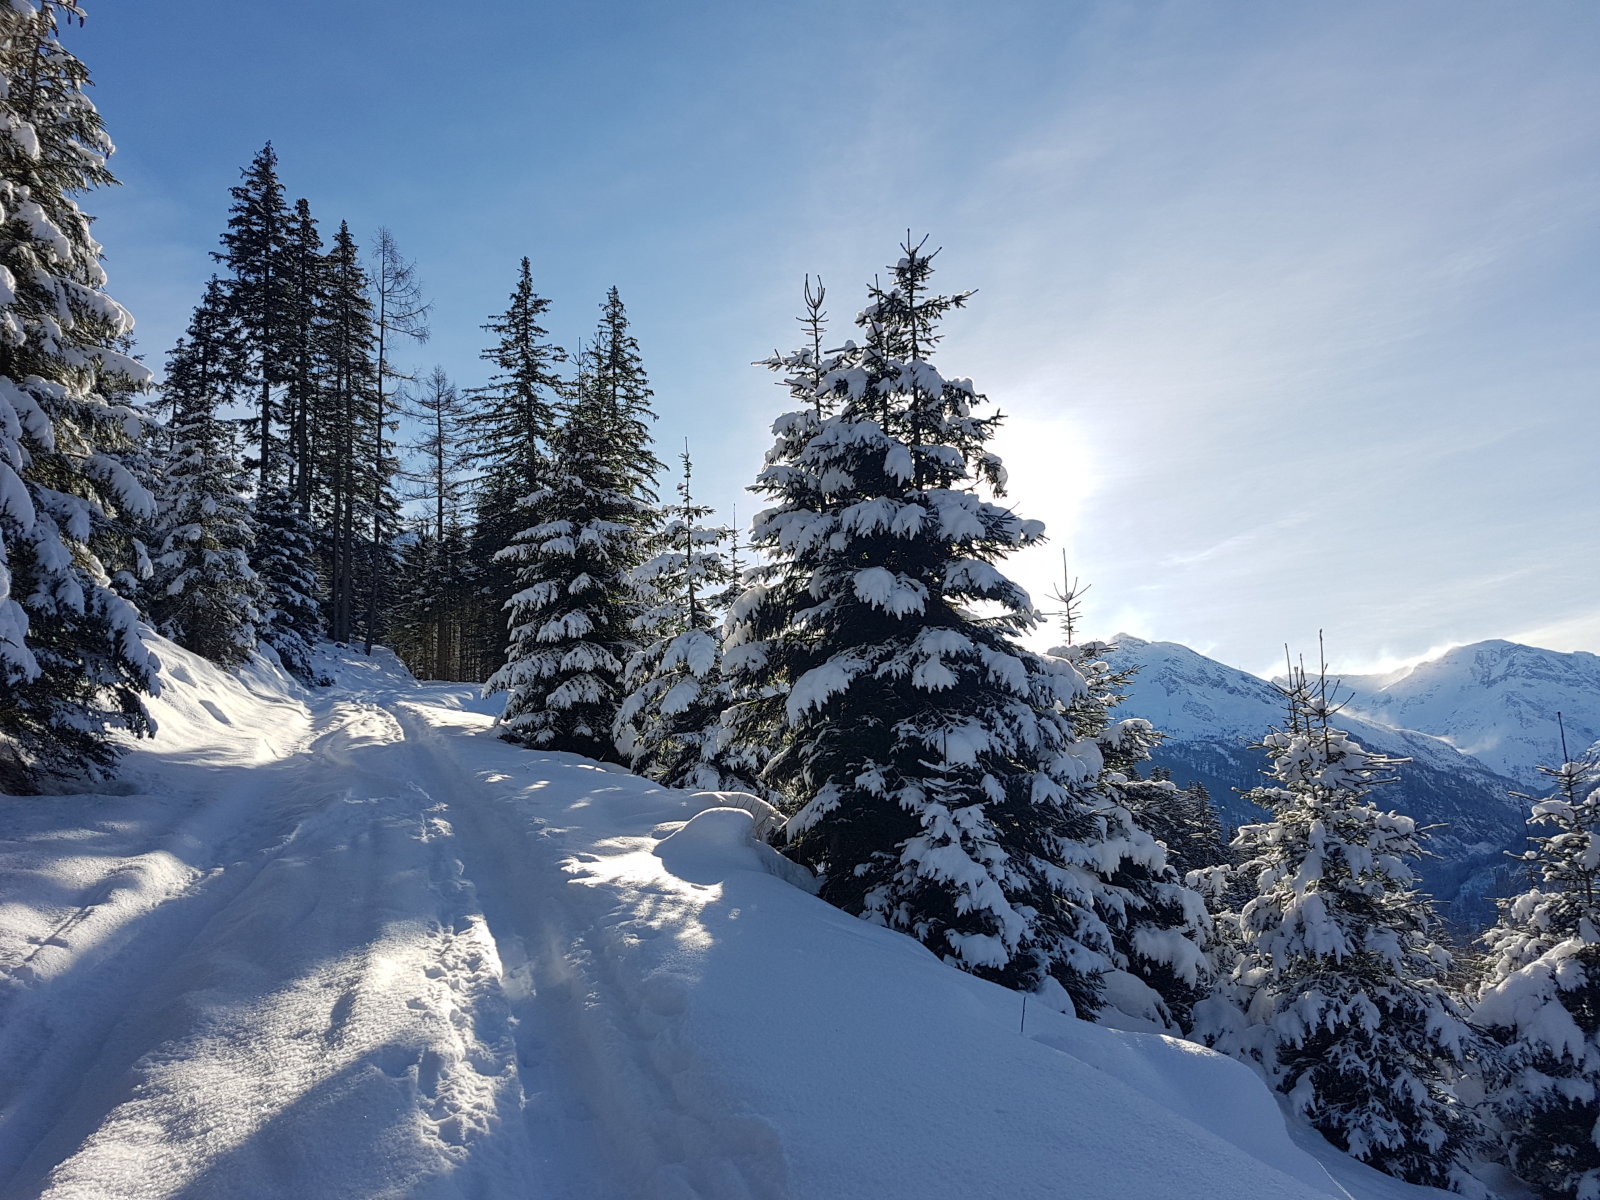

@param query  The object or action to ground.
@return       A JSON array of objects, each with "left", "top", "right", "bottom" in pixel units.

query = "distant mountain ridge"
[
  {"left": 1339, "top": 640, "right": 1600, "bottom": 788},
  {"left": 1099, "top": 634, "right": 1597, "bottom": 927}
]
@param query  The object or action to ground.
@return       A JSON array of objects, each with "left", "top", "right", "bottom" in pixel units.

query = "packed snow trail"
[
  {"left": 0, "top": 663, "right": 567, "bottom": 1198},
  {"left": 0, "top": 641, "right": 1459, "bottom": 1199}
]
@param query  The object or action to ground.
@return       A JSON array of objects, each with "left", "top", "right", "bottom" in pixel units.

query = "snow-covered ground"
[{"left": 0, "top": 638, "right": 1465, "bottom": 1198}]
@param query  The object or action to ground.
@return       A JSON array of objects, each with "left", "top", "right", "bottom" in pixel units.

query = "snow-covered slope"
[
  {"left": 1341, "top": 641, "right": 1600, "bottom": 789},
  {"left": 1102, "top": 635, "right": 1530, "bottom": 925},
  {"left": 0, "top": 636, "right": 1459, "bottom": 1199}
]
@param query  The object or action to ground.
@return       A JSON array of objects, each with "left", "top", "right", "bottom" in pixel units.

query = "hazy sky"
[{"left": 75, "top": 0, "right": 1599, "bottom": 678}]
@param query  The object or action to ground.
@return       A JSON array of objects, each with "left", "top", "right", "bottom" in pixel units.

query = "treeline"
[
  {"left": 147, "top": 141, "right": 661, "bottom": 687},
  {"left": 6, "top": 7, "right": 1600, "bottom": 1198}
]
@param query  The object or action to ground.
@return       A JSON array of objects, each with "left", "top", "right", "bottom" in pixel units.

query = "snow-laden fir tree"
[
  {"left": 147, "top": 281, "right": 263, "bottom": 666},
  {"left": 725, "top": 239, "right": 1197, "bottom": 1010},
  {"left": 0, "top": 0, "right": 160, "bottom": 791},
  {"left": 1036, "top": 571, "right": 1213, "bottom": 1025},
  {"left": 1474, "top": 748, "right": 1600, "bottom": 1200},
  {"left": 1046, "top": 636, "right": 1214, "bottom": 1029},
  {"left": 484, "top": 347, "right": 652, "bottom": 760},
  {"left": 466, "top": 258, "right": 565, "bottom": 670},
  {"left": 1192, "top": 657, "right": 1480, "bottom": 1189},
  {"left": 615, "top": 445, "right": 748, "bottom": 791}
]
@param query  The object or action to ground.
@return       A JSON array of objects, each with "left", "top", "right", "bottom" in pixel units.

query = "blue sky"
[{"left": 75, "top": 0, "right": 1599, "bottom": 677}]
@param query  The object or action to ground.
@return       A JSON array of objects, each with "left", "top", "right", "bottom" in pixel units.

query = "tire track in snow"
[
  {"left": 0, "top": 699, "right": 537, "bottom": 1199},
  {"left": 4, "top": 672, "right": 791, "bottom": 1199},
  {"left": 393, "top": 699, "right": 792, "bottom": 1200}
]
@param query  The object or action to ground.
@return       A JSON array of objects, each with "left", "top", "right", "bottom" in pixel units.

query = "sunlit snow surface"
[{"left": 0, "top": 638, "right": 1463, "bottom": 1198}]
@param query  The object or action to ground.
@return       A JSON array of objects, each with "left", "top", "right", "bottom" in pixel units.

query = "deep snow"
[{"left": 0, "top": 637, "right": 1466, "bottom": 1198}]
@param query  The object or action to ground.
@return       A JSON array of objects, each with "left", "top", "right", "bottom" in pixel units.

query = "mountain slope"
[
  {"left": 1102, "top": 635, "right": 1530, "bottom": 925},
  {"left": 1341, "top": 640, "right": 1600, "bottom": 789}
]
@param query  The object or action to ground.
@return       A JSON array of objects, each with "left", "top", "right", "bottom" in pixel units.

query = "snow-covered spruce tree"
[
  {"left": 725, "top": 239, "right": 1187, "bottom": 1010},
  {"left": 466, "top": 257, "right": 566, "bottom": 671},
  {"left": 0, "top": 0, "right": 160, "bottom": 791},
  {"left": 147, "top": 281, "right": 263, "bottom": 665},
  {"left": 1474, "top": 751, "right": 1600, "bottom": 1200},
  {"left": 707, "top": 277, "right": 842, "bottom": 799},
  {"left": 1047, "top": 636, "right": 1213, "bottom": 1029},
  {"left": 1193, "top": 660, "right": 1480, "bottom": 1189},
  {"left": 615, "top": 445, "right": 748, "bottom": 790},
  {"left": 484, "top": 352, "right": 652, "bottom": 759}
]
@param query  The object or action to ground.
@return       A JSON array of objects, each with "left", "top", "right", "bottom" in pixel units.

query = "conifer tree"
[
  {"left": 1475, "top": 748, "right": 1600, "bottom": 1200},
  {"left": 252, "top": 489, "right": 321, "bottom": 680},
  {"left": 1037, "top": 571, "right": 1211, "bottom": 1025},
  {"left": 466, "top": 258, "right": 565, "bottom": 668},
  {"left": 725, "top": 239, "right": 1180, "bottom": 1008},
  {"left": 281, "top": 197, "right": 326, "bottom": 515},
  {"left": 585, "top": 286, "right": 661, "bottom": 494},
  {"left": 92, "top": 332, "right": 158, "bottom": 610},
  {"left": 214, "top": 143, "right": 292, "bottom": 487},
  {"left": 483, "top": 376, "right": 649, "bottom": 759},
  {"left": 0, "top": 0, "right": 159, "bottom": 790},
  {"left": 1051, "top": 636, "right": 1214, "bottom": 1029},
  {"left": 1120, "top": 770, "right": 1230, "bottom": 879},
  {"left": 1194, "top": 655, "right": 1480, "bottom": 1189},
  {"left": 386, "top": 530, "right": 442, "bottom": 675},
  {"left": 398, "top": 365, "right": 473, "bottom": 679},
  {"left": 240, "top": 195, "right": 327, "bottom": 676},
  {"left": 616, "top": 445, "right": 745, "bottom": 790},
  {"left": 313, "top": 221, "right": 387, "bottom": 645},
  {"left": 148, "top": 281, "right": 263, "bottom": 665}
]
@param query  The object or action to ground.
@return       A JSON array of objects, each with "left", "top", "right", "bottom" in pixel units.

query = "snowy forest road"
[
  {"left": 0, "top": 644, "right": 1392, "bottom": 1200},
  {"left": 0, "top": 649, "right": 779, "bottom": 1200}
]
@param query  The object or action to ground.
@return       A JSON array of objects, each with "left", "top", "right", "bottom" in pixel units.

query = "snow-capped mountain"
[
  {"left": 1102, "top": 634, "right": 1534, "bottom": 926},
  {"left": 1340, "top": 641, "right": 1600, "bottom": 789}
]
